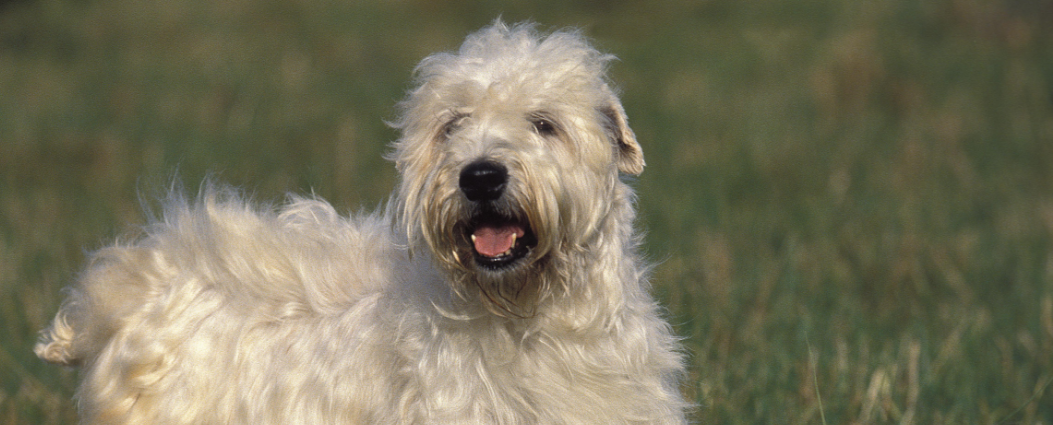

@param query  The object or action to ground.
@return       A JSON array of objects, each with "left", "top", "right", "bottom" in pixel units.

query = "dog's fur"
[{"left": 36, "top": 21, "right": 688, "bottom": 424}]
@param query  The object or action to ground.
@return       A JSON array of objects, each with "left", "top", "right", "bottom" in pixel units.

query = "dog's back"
[{"left": 36, "top": 187, "right": 408, "bottom": 423}]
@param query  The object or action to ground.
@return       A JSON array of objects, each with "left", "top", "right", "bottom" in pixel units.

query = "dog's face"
[{"left": 390, "top": 22, "right": 643, "bottom": 316}]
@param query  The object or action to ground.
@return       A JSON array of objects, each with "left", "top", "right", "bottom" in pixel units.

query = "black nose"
[{"left": 459, "top": 160, "right": 508, "bottom": 202}]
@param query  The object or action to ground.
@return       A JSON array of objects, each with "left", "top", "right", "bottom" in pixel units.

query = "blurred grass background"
[{"left": 2, "top": 0, "right": 1052, "bottom": 423}]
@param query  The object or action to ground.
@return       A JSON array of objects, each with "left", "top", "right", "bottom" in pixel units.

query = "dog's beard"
[
  {"left": 460, "top": 264, "right": 546, "bottom": 318},
  {"left": 449, "top": 215, "right": 545, "bottom": 317},
  {"left": 415, "top": 201, "right": 552, "bottom": 318}
]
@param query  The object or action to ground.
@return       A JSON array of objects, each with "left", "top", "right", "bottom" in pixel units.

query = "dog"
[{"left": 36, "top": 21, "right": 689, "bottom": 424}]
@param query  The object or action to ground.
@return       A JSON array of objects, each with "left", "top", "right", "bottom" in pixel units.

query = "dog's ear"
[{"left": 601, "top": 95, "right": 645, "bottom": 176}]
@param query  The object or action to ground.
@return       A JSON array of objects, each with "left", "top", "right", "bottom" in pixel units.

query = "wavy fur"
[{"left": 37, "top": 21, "right": 687, "bottom": 424}]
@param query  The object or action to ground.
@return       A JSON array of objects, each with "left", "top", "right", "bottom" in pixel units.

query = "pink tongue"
[{"left": 472, "top": 225, "right": 525, "bottom": 257}]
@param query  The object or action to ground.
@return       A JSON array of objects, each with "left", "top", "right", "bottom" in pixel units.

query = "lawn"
[{"left": 2, "top": 0, "right": 1051, "bottom": 423}]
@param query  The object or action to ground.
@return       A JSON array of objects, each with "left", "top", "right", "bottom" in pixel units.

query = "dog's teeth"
[
  {"left": 510, "top": 233, "right": 517, "bottom": 246},
  {"left": 470, "top": 234, "right": 477, "bottom": 242}
]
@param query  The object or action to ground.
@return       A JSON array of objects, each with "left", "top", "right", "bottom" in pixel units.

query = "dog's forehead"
[
  {"left": 456, "top": 76, "right": 592, "bottom": 111},
  {"left": 440, "top": 54, "right": 596, "bottom": 90},
  {"left": 425, "top": 63, "right": 609, "bottom": 121}
]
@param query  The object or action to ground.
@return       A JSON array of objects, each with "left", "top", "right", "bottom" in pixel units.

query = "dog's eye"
[
  {"left": 440, "top": 114, "right": 467, "bottom": 140},
  {"left": 531, "top": 118, "right": 557, "bottom": 136},
  {"left": 442, "top": 121, "right": 458, "bottom": 138}
]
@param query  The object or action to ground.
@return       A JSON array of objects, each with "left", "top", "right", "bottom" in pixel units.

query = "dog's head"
[{"left": 389, "top": 21, "right": 643, "bottom": 316}]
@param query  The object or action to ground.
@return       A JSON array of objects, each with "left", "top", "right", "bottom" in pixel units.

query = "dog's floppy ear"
[{"left": 601, "top": 95, "right": 645, "bottom": 176}]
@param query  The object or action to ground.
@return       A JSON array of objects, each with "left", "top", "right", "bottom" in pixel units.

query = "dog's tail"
[
  {"left": 35, "top": 242, "right": 161, "bottom": 366},
  {"left": 35, "top": 307, "right": 80, "bottom": 365}
]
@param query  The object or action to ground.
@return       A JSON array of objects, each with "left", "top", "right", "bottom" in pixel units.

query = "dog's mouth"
[{"left": 465, "top": 212, "right": 537, "bottom": 270}]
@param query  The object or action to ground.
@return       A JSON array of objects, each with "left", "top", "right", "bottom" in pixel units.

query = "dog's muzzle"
[{"left": 458, "top": 160, "right": 537, "bottom": 270}]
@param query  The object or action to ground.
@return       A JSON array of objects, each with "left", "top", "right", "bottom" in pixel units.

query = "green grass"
[{"left": 2, "top": 0, "right": 1052, "bottom": 423}]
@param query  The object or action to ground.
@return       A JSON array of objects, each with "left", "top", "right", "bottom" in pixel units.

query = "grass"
[{"left": 2, "top": 0, "right": 1052, "bottom": 423}]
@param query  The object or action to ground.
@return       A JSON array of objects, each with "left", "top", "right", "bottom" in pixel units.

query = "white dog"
[{"left": 36, "top": 21, "right": 688, "bottom": 424}]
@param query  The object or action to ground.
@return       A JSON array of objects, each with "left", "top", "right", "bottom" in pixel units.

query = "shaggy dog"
[{"left": 36, "top": 21, "right": 688, "bottom": 424}]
